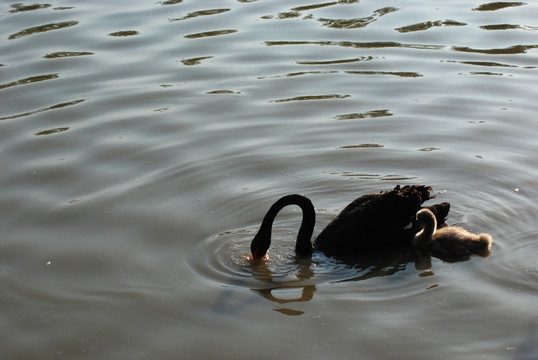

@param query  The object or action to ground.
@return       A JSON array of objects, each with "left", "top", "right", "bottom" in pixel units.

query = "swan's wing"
[{"left": 315, "top": 185, "right": 433, "bottom": 255}]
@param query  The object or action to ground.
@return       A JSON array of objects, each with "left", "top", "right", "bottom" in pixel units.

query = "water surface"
[{"left": 1, "top": 0, "right": 537, "bottom": 358}]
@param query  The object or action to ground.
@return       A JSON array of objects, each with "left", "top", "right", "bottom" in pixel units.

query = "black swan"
[
  {"left": 412, "top": 208, "right": 492, "bottom": 258},
  {"left": 250, "top": 185, "right": 450, "bottom": 259}
]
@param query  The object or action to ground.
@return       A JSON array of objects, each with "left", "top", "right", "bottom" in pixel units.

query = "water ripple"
[
  {"left": 180, "top": 56, "right": 213, "bottom": 65},
  {"left": 8, "top": 3, "right": 51, "bottom": 13},
  {"left": 396, "top": 20, "right": 466, "bottom": 33},
  {"left": 35, "top": 127, "right": 69, "bottom": 136},
  {"left": 0, "top": 74, "right": 58, "bottom": 90},
  {"left": 1, "top": 0, "right": 536, "bottom": 354},
  {"left": 480, "top": 24, "right": 538, "bottom": 31},
  {"left": 184, "top": 29, "right": 237, "bottom": 39},
  {"left": 335, "top": 109, "right": 393, "bottom": 120},
  {"left": 169, "top": 8, "right": 230, "bottom": 22},
  {"left": 339, "top": 143, "right": 384, "bottom": 149},
  {"left": 185, "top": 215, "right": 478, "bottom": 312},
  {"left": 319, "top": 7, "right": 398, "bottom": 29},
  {"left": 258, "top": 70, "right": 338, "bottom": 79},
  {"left": 0, "top": 99, "right": 86, "bottom": 121},
  {"left": 291, "top": 2, "right": 341, "bottom": 11},
  {"left": 159, "top": 0, "right": 183, "bottom": 5},
  {"left": 43, "top": 51, "right": 94, "bottom": 59},
  {"left": 108, "top": 30, "right": 139, "bottom": 37},
  {"left": 453, "top": 44, "right": 538, "bottom": 54},
  {"left": 297, "top": 56, "right": 374, "bottom": 65},
  {"left": 269, "top": 94, "right": 350, "bottom": 103},
  {"left": 265, "top": 40, "right": 445, "bottom": 51},
  {"left": 472, "top": 2, "right": 527, "bottom": 11},
  {"left": 8, "top": 21, "right": 79, "bottom": 40},
  {"left": 187, "top": 226, "right": 428, "bottom": 290},
  {"left": 346, "top": 70, "right": 422, "bottom": 78}
]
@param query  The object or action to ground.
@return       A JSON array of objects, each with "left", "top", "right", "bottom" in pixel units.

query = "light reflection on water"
[{"left": 1, "top": 0, "right": 537, "bottom": 358}]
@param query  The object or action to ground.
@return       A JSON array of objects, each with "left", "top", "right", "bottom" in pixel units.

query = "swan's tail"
[
  {"left": 394, "top": 184, "right": 434, "bottom": 203},
  {"left": 425, "top": 202, "right": 450, "bottom": 227}
]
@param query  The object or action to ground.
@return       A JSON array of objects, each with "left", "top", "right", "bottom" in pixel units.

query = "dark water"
[{"left": 1, "top": 0, "right": 537, "bottom": 358}]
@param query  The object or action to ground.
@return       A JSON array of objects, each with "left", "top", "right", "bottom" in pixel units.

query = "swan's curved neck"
[
  {"left": 251, "top": 194, "right": 315, "bottom": 258},
  {"left": 413, "top": 209, "right": 437, "bottom": 247}
]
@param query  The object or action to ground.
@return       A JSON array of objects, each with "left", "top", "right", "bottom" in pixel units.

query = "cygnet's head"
[{"left": 416, "top": 208, "right": 436, "bottom": 226}]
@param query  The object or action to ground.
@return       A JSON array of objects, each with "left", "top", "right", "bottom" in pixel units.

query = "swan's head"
[{"left": 250, "top": 229, "right": 270, "bottom": 260}]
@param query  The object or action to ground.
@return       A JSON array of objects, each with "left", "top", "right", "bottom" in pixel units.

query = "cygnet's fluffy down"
[{"left": 412, "top": 208, "right": 492, "bottom": 258}]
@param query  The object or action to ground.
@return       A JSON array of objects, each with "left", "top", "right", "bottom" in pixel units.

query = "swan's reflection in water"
[
  {"left": 250, "top": 257, "right": 316, "bottom": 316},
  {"left": 254, "top": 286, "right": 316, "bottom": 316},
  {"left": 205, "top": 231, "right": 488, "bottom": 317},
  {"left": 248, "top": 247, "right": 484, "bottom": 316}
]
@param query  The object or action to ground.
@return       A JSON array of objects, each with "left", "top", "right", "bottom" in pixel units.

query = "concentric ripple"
[
  {"left": 184, "top": 181, "right": 536, "bottom": 308},
  {"left": 185, "top": 218, "right": 445, "bottom": 304}
]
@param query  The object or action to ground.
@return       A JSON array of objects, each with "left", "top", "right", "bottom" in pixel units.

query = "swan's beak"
[
  {"left": 251, "top": 250, "right": 262, "bottom": 260},
  {"left": 250, "top": 232, "right": 269, "bottom": 260}
]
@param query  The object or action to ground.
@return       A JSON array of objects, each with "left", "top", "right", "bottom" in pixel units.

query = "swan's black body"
[{"left": 250, "top": 185, "right": 450, "bottom": 259}]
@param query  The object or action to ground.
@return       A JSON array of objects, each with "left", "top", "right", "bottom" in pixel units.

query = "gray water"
[{"left": 1, "top": 0, "right": 537, "bottom": 358}]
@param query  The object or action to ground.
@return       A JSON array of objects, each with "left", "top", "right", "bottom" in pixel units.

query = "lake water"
[{"left": 1, "top": 0, "right": 537, "bottom": 358}]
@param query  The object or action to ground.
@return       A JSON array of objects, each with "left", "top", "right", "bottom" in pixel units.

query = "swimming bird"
[
  {"left": 412, "top": 208, "right": 492, "bottom": 258},
  {"left": 250, "top": 185, "right": 450, "bottom": 259}
]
